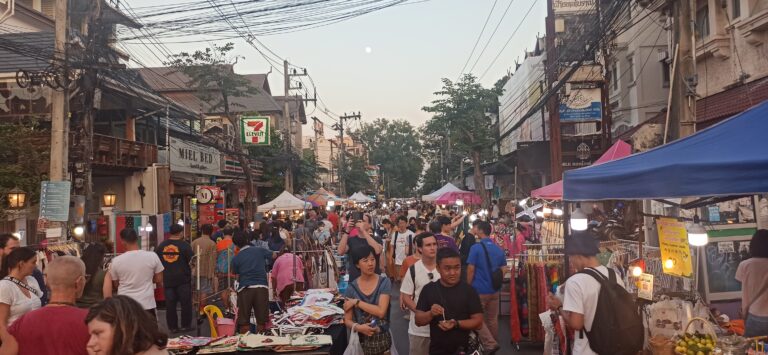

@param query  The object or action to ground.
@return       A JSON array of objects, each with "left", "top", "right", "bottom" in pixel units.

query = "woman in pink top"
[{"left": 271, "top": 248, "right": 305, "bottom": 304}]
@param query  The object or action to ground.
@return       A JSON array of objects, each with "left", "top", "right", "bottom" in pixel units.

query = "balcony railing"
[{"left": 92, "top": 134, "right": 158, "bottom": 169}]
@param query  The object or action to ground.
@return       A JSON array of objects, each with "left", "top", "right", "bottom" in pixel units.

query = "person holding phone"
[{"left": 338, "top": 213, "right": 383, "bottom": 283}]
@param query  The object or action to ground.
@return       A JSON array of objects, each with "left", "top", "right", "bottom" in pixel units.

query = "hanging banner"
[
  {"left": 656, "top": 218, "right": 693, "bottom": 278},
  {"left": 240, "top": 116, "right": 271, "bottom": 146},
  {"left": 638, "top": 273, "right": 654, "bottom": 301}
]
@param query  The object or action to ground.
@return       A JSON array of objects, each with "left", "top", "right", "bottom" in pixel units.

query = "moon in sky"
[{"left": 365, "top": 46, "right": 373, "bottom": 54}]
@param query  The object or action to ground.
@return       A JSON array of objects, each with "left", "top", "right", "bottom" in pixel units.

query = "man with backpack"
[
  {"left": 547, "top": 231, "right": 644, "bottom": 355},
  {"left": 466, "top": 221, "right": 507, "bottom": 354},
  {"left": 390, "top": 216, "right": 415, "bottom": 283},
  {"left": 400, "top": 233, "right": 439, "bottom": 355}
]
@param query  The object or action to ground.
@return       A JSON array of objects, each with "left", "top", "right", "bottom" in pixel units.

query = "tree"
[
  {"left": 337, "top": 155, "right": 371, "bottom": 195},
  {"left": 166, "top": 43, "right": 260, "bottom": 223},
  {"left": 422, "top": 74, "right": 500, "bottom": 208},
  {"left": 351, "top": 118, "right": 423, "bottom": 198},
  {"left": 0, "top": 120, "right": 48, "bottom": 218}
]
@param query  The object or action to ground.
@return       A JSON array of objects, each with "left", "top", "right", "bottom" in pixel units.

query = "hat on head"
[{"left": 564, "top": 230, "right": 600, "bottom": 256}]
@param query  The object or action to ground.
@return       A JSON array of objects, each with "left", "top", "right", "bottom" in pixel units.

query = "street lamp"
[
  {"left": 687, "top": 216, "right": 708, "bottom": 246},
  {"left": 102, "top": 189, "right": 117, "bottom": 208},
  {"left": 570, "top": 203, "right": 588, "bottom": 231},
  {"left": 7, "top": 187, "right": 26, "bottom": 210}
]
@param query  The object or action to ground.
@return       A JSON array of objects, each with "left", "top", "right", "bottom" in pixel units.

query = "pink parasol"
[{"left": 434, "top": 191, "right": 482, "bottom": 205}]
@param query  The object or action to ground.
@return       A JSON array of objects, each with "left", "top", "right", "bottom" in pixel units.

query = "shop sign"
[
  {"left": 560, "top": 87, "right": 602, "bottom": 122},
  {"left": 638, "top": 273, "right": 654, "bottom": 301},
  {"left": 562, "top": 135, "right": 603, "bottom": 169},
  {"left": 160, "top": 137, "right": 221, "bottom": 176},
  {"left": 222, "top": 156, "right": 260, "bottom": 176},
  {"left": 656, "top": 218, "right": 693, "bottom": 278},
  {"left": 39, "top": 181, "right": 71, "bottom": 222},
  {"left": 240, "top": 116, "right": 270, "bottom": 146},
  {"left": 553, "top": 0, "right": 595, "bottom": 15}
]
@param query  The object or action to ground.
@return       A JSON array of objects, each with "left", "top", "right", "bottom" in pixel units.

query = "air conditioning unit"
[{"left": 657, "top": 49, "right": 669, "bottom": 62}]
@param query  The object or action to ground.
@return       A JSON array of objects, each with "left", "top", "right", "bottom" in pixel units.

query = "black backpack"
[{"left": 579, "top": 268, "right": 644, "bottom": 355}]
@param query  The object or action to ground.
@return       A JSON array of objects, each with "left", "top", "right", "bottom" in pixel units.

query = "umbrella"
[{"left": 434, "top": 191, "right": 481, "bottom": 205}]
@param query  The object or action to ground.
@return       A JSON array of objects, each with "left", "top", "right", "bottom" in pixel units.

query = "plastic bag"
[{"left": 344, "top": 330, "right": 364, "bottom": 355}]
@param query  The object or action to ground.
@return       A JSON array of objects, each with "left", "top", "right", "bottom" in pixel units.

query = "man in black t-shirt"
[
  {"left": 415, "top": 248, "right": 483, "bottom": 355},
  {"left": 156, "top": 224, "right": 194, "bottom": 333}
]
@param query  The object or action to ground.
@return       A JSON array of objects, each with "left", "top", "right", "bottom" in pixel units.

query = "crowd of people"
[{"left": 0, "top": 198, "right": 765, "bottom": 355}]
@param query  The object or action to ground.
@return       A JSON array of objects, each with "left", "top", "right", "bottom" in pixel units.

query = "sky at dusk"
[{"left": 124, "top": 0, "right": 547, "bottom": 135}]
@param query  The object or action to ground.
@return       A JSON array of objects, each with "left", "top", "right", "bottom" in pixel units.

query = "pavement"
[{"left": 158, "top": 282, "right": 544, "bottom": 354}]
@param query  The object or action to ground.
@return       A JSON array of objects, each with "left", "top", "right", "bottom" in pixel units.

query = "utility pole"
[
  {"left": 331, "top": 112, "right": 361, "bottom": 197},
  {"left": 50, "top": 0, "right": 70, "bottom": 182},
  {"left": 545, "top": 0, "right": 563, "bottom": 182},
  {"left": 669, "top": 0, "right": 697, "bottom": 140},
  {"left": 311, "top": 116, "right": 321, "bottom": 187},
  {"left": 282, "top": 60, "right": 315, "bottom": 193},
  {"left": 598, "top": 0, "right": 614, "bottom": 147}
]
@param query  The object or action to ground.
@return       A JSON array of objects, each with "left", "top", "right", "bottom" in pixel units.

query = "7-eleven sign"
[{"left": 240, "top": 116, "right": 270, "bottom": 146}]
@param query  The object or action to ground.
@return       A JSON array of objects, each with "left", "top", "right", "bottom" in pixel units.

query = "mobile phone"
[{"left": 351, "top": 211, "right": 364, "bottom": 222}]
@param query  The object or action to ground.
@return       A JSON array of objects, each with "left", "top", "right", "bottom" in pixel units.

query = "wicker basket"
[
  {"left": 684, "top": 317, "right": 719, "bottom": 344},
  {"left": 650, "top": 335, "right": 676, "bottom": 355}
]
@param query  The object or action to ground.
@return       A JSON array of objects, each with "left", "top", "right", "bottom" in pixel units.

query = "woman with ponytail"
[{"left": 0, "top": 247, "right": 41, "bottom": 327}]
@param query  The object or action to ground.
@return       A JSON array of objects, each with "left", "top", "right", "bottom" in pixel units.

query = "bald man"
[{"left": 0, "top": 256, "right": 90, "bottom": 355}]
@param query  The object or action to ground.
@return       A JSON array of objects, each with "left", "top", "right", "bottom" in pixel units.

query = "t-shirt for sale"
[
  {"left": 401, "top": 260, "right": 441, "bottom": 337},
  {"left": 434, "top": 234, "right": 459, "bottom": 252},
  {"left": 390, "top": 229, "right": 415, "bottom": 265},
  {"left": 467, "top": 238, "right": 507, "bottom": 295},
  {"left": 156, "top": 239, "right": 194, "bottom": 288},
  {"left": 416, "top": 281, "right": 483, "bottom": 355},
  {"left": 9, "top": 306, "right": 89, "bottom": 355},
  {"left": 563, "top": 266, "right": 626, "bottom": 355},
  {"left": 109, "top": 250, "right": 164, "bottom": 310}
]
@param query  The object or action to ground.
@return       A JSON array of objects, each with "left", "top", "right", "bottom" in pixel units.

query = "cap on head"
[{"left": 564, "top": 230, "right": 600, "bottom": 256}]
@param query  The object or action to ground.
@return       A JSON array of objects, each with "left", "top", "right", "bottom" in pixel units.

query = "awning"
[
  {"left": 257, "top": 191, "right": 311, "bottom": 212},
  {"left": 563, "top": 100, "right": 768, "bottom": 201},
  {"left": 422, "top": 183, "right": 466, "bottom": 201},
  {"left": 531, "top": 140, "right": 632, "bottom": 200}
]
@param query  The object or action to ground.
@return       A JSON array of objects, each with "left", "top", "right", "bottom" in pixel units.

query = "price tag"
[{"left": 638, "top": 273, "right": 654, "bottom": 301}]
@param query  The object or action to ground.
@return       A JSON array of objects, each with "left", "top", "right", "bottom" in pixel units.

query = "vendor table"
[{"left": 189, "top": 324, "right": 347, "bottom": 355}]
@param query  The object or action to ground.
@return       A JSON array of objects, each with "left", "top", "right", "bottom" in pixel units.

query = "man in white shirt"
[
  {"left": 400, "top": 232, "right": 439, "bottom": 355},
  {"left": 104, "top": 228, "right": 164, "bottom": 318},
  {"left": 390, "top": 216, "right": 415, "bottom": 282},
  {"left": 547, "top": 231, "right": 625, "bottom": 355}
]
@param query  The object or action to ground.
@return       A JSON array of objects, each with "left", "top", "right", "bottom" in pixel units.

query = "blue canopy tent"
[{"left": 564, "top": 100, "right": 768, "bottom": 201}]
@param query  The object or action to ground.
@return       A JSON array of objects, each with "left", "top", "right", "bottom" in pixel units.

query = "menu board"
[{"left": 656, "top": 218, "right": 693, "bottom": 278}]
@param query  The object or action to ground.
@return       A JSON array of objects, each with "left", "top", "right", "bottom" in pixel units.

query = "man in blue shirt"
[
  {"left": 466, "top": 221, "right": 508, "bottom": 354},
  {"left": 231, "top": 231, "right": 274, "bottom": 333}
]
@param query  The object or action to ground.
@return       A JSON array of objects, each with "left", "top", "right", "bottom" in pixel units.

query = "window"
[
  {"left": 696, "top": 6, "right": 710, "bottom": 40},
  {"left": 732, "top": 0, "right": 741, "bottom": 19},
  {"left": 628, "top": 57, "right": 635, "bottom": 83},
  {"left": 612, "top": 62, "right": 619, "bottom": 91},
  {"left": 661, "top": 60, "right": 670, "bottom": 88}
]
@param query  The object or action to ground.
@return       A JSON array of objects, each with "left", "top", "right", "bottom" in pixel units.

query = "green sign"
[{"left": 240, "top": 116, "right": 270, "bottom": 146}]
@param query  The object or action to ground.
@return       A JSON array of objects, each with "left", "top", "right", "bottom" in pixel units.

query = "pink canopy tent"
[
  {"left": 530, "top": 140, "right": 632, "bottom": 200},
  {"left": 434, "top": 191, "right": 482, "bottom": 205}
]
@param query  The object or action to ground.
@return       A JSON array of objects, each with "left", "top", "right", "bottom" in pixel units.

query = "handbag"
[
  {"left": 480, "top": 242, "right": 503, "bottom": 291},
  {"left": 359, "top": 331, "right": 392, "bottom": 355}
]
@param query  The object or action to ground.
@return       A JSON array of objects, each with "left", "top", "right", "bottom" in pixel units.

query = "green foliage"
[
  {"left": 0, "top": 120, "right": 48, "bottom": 214},
  {"left": 340, "top": 155, "right": 371, "bottom": 195},
  {"left": 421, "top": 74, "right": 501, "bottom": 206},
  {"left": 351, "top": 118, "right": 423, "bottom": 198}
]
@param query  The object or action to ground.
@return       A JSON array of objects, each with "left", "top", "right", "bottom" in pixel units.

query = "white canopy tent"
[
  {"left": 349, "top": 192, "right": 375, "bottom": 203},
  {"left": 422, "top": 183, "right": 465, "bottom": 201},
  {"left": 256, "top": 191, "right": 311, "bottom": 212}
]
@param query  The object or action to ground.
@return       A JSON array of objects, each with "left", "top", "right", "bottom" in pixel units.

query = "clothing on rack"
[{"left": 512, "top": 250, "right": 566, "bottom": 343}]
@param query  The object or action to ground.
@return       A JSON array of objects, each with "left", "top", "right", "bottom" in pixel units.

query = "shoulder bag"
[{"left": 479, "top": 242, "right": 503, "bottom": 291}]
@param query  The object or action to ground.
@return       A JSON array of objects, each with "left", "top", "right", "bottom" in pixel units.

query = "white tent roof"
[
  {"left": 422, "top": 183, "right": 465, "bottom": 201},
  {"left": 349, "top": 192, "right": 375, "bottom": 203},
  {"left": 257, "top": 191, "right": 310, "bottom": 212}
]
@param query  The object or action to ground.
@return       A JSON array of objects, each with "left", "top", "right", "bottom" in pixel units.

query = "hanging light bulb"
[
  {"left": 687, "top": 216, "right": 709, "bottom": 246},
  {"left": 570, "top": 204, "right": 588, "bottom": 231},
  {"left": 518, "top": 198, "right": 529, "bottom": 207},
  {"left": 177, "top": 219, "right": 184, "bottom": 226},
  {"left": 73, "top": 226, "right": 85, "bottom": 237},
  {"left": 536, "top": 211, "right": 545, "bottom": 218},
  {"left": 553, "top": 208, "right": 564, "bottom": 216},
  {"left": 456, "top": 199, "right": 464, "bottom": 206},
  {"left": 631, "top": 266, "right": 643, "bottom": 277},
  {"left": 543, "top": 207, "right": 552, "bottom": 215},
  {"left": 145, "top": 224, "right": 153, "bottom": 233}
]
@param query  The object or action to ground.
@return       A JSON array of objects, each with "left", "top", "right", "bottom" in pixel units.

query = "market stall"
[
  {"left": 169, "top": 289, "right": 347, "bottom": 355},
  {"left": 421, "top": 182, "right": 466, "bottom": 201},
  {"left": 434, "top": 191, "right": 481, "bottom": 205},
  {"left": 348, "top": 192, "right": 374, "bottom": 203},
  {"left": 257, "top": 191, "right": 311, "bottom": 213},
  {"left": 558, "top": 101, "right": 768, "bottom": 354}
]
